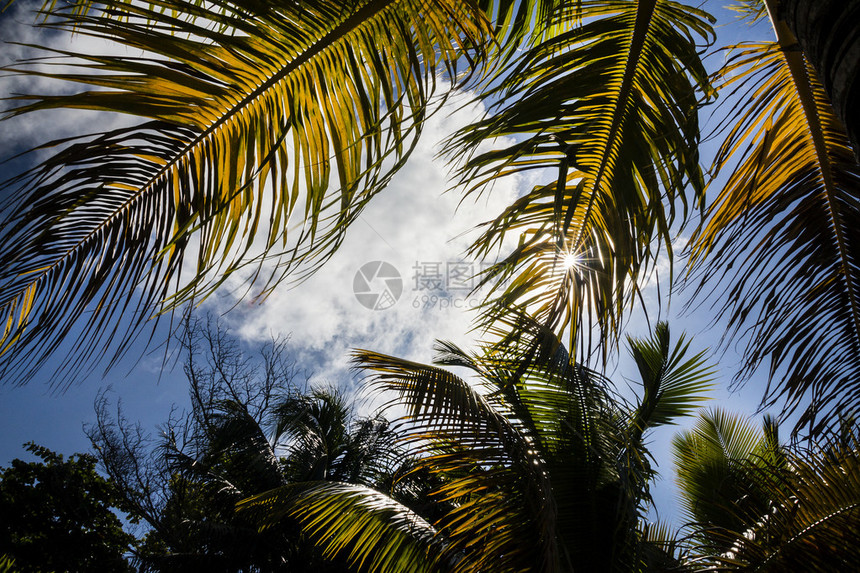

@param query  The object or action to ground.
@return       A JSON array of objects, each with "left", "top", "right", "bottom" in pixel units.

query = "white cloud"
[{"left": 0, "top": 3, "right": 137, "bottom": 155}]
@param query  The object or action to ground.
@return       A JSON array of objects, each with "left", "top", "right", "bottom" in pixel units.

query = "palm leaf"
[
  {"left": 0, "top": 0, "right": 491, "bottom": 385},
  {"left": 353, "top": 348, "right": 562, "bottom": 573},
  {"left": 627, "top": 322, "right": 712, "bottom": 439},
  {"left": 686, "top": 423, "right": 860, "bottom": 572},
  {"left": 637, "top": 520, "right": 687, "bottom": 571},
  {"left": 238, "top": 481, "right": 442, "bottom": 573},
  {"left": 686, "top": 10, "right": 860, "bottom": 434},
  {"left": 618, "top": 322, "right": 712, "bottom": 546},
  {"left": 672, "top": 409, "right": 788, "bottom": 555},
  {"left": 452, "top": 0, "right": 713, "bottom": 360}
]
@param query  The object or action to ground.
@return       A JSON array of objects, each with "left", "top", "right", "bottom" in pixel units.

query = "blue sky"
[{"left": 0, "top": 1, "right": 782, "bottom": 528}]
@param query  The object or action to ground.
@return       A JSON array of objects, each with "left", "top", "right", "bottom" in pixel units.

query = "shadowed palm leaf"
[
  {"left": 0, "top": 0, "right": 490, "bottom": 385},
  {"left": 673, "top": 409, "right": 787, "bottom": 556},
  {"left": 715, "top": 435, "right": 860, "bottom": 571},
  {"left": 686, "top": 6, "right": 860, "bottom": 434},
  {"left": 677, "top": 412, "right": 860, "bottom": 571},
  {"left": 453, "top": 0, "right": 713, "bottom": 360}
]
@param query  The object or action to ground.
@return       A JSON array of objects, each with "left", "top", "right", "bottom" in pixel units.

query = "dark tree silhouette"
[{"left": 0, "top": 443, "right": 136, "bottom": 573}]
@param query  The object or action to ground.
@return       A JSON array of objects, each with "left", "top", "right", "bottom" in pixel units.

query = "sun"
[{"left": 563, "top": 252, "right": 581, "bottom": 270}]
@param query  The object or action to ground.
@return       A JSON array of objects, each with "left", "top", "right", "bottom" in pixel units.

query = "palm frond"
[
  {"left": 271, "top": 389, "right": 349, "bottom": 481},
  {"left": 627, "top": 322, "right": 712, "bottom": 438},
  {"left": 673, "top": 409, "right": 788, "bottom": 553},
  {"left": 686, "top": 24, "right": 860, "bottom": 434},
  {"left": 162, "top": 398, "right": 283, "bottom": 496},
  {"left": 0, "top": 0, "right": 491, "bottom": 385},
  {"left": 451, "top": 0, "right": 713, "bottom": 360},
  {"left": 638, "top": 520, "right": 687, "bottom": 571},
  {"left": 243, "top": 323, "right": 696, "bottom": 572},
  {"left": 353, "top": 348, "right": 562, "bottom": 572},
  {"left": 727, "top": 0, "right": 767, "bottom": 24},
  {"left": 353, "top": 327, "right": 695, "bottom": 572},
  {"left": 620, "top": 322, "right": 712, "bottom": 537},
  {"left": 688, "top": 425, "right": 860, "bottom": 572},
  {"left": 238, "top": 482, "right": 442, "bottom": 573}
]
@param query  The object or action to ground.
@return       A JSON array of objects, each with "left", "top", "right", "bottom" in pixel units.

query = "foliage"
[
  {"left": 0, "top": 0, "right": 491, "bottom": 386},
  {"left": 1, "top": 0, "right": 860, "bottom": 566},
  {"left": 0, "top": 0, "right": 856, "bottom": 439},
  {"left": 0, "top": 555, "right": 16, "bottom": 573},
  {"left": 0, "top": 443, "right": 136, "bottom": 573},
  {"left": 673, "top": 409, "right": 786, "bottom": 554},
  {"left": 0, "top": 0, "right": 718, "bottom": 386},
  {"left": 456, "top": 0, "right": 714, "bottom": 360},
  {"left": 240, "top": 321, "right": 712, "bottom": 572}
]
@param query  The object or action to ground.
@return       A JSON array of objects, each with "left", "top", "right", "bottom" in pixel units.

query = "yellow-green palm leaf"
[
  {"left": 353, "top": 347, "right": 563, "bottom": 572},
  {"left": 453, "top": 0, "right": 713, "bottom": 359},
  {"left": 687, "top": 15, "right": 860, "bottom": 434},
  {"left": 239, "top": 482, "right": 442, "bottom": 573},
  {"left": 0, "top": 0, "right": 490, "bottom": 385}
]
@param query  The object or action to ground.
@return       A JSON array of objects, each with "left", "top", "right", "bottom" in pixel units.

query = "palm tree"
[
  {"left": 239, "top": 321, "right": 712, "bottom": 572},
  {"left": 672, "top": 409, "right": 788, "bottom": 558},
  {"left": 674, "top": 410, "right": 860, "bottom": 571},
  {"left": 150, "top": 388, "right": 405, "bottom": 572}
]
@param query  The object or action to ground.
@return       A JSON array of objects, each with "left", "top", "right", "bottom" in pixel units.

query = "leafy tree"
[
  {"left": 240, "top": 321, "right": 712, "bottom": 572},
  {"left": 0, "top": 443, "right": 136, "bottom": 573},
  {"left": 89, "top": 317, "right": 423, "bottom": 572}
]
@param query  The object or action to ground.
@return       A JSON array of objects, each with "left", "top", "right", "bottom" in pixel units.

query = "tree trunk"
[{"left": 778, "top": 0, "right": 860, "bottom": 155}]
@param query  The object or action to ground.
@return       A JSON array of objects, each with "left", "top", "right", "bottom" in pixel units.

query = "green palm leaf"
[
  {"left": 453, "top": 0, "right": 713, "bottom": 358},
  {"left": 0, "top": 0, "right": 490, "bottom": 385},
  {"left": 354, "top": 322, "right": 708, "bottom": 572},
  {"left": 627, "top": 322, "right": 712, "bottom": 438},
  {"left": 673, "top": 409, "right": 788, "bottom": 555},
  {"left": 686, "top": 9, "right": 860, "bottom": 434}
]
